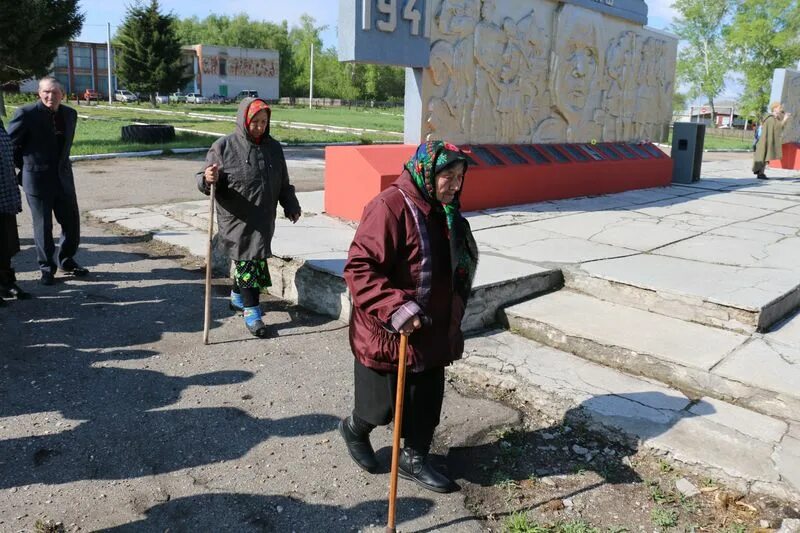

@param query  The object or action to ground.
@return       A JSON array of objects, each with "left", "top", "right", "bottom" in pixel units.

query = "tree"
[
  {"left": 672, "top": 0, "right": 734, "bottom": 127},
  {"left": 673, "top": 91, "right": 688, "bottom": 114},
  {"left": 289, "top": 15, "right": 326, "bottom": 97},
  {"left": 0, "top": 0, "right": 84, "bottom": 115},
  {"left": 114, "top": 0, "right": 191, "bottom": 105},
  {"left": 726, "top": 0, "right": 800, "bottom": 117}
]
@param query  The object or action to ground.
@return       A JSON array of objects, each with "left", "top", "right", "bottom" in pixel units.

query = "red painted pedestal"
[
  {"left": 770, "top": 143, "right": 800, "bottom": 170},
  {"left": 324, "top": 143, "right": 674, "bottom": 222}
]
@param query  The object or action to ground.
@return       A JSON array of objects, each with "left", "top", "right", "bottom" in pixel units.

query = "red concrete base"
[
  {"left": 325, "top": 143, "right": 674, "bottom": 222},
  {"left": 770, "top": 143, "right": 800, "bottom": 169}
]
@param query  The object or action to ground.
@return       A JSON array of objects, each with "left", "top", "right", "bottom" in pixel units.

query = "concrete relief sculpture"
[
  {"left": 426, "top": 40, "right": 462, "bottom": 141},
  {"left": 437, "top": 0, "right": 479, "bottom": 139},
  {"left": 603, "top": 31, "right": 636, "bottom": 142},
  {"left": 544, "top": 4, "right": 604, "bottom": 143},
  {"left": 779, "top": 72, "right": 800, "bottom": 143},
  {"left": 420, "top": 0, "right": 676, "bottom": 145},
  {"left": 516, "top": 10, "right": 551, "bottom": 140}
]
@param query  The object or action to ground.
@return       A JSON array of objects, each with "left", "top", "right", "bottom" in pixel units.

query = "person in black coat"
[
  {"left": 0, "top": 117, "right": 29, "bottom": 304},
  {"left": 8, "top": 76, "right": 87, "bottom": 286}
]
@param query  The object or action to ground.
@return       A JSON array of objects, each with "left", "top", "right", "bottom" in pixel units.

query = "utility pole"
[
  {"left": 107, "top": 23, "right": 113, "bottom": 104},
  {"left": 309, "top": 42, "right": 314, "bottom": 109}
]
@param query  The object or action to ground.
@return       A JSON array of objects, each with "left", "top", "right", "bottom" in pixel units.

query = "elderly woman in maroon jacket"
[{"left": 339, "top": 141, "right": 479, "bottom": 493}]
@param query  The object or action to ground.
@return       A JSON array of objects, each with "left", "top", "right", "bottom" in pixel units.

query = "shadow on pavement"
[
  {"left": 0, "top": 234, "right": 337, "bottom": 490},
  {"left": 98, "top": 493, "right": 435, "bottom": 532}
]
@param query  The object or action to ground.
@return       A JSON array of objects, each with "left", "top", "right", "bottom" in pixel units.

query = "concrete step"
[
  {"left": 453, "top": 330, "right": 800, "bottom": 501},
  {"left": 268, "top": 252, "right": 563, "bottom": 332},
  {"left": 502, "top": 289, "right": 800, "bottom": 423},
  {"left": 564, "top": 255, "right": 800, "bottom": 334}
]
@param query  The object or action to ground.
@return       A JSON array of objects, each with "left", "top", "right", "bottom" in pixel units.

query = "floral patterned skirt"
[{"left": 232, "top": 259, "right": 272, "bottom": 289}]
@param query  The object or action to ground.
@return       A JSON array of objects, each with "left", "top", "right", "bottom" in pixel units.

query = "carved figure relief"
[
  {"left": 603, "top": 31, "right": 636, "bottom": 141},
  {"left": 546, "top": 5, "right": 604, "bottom": 143},
  {"left": 427, "top": 39, "right": 461, "bottom": 142},
  {"left": 438, "top": 0, "right": 480, "bottom": 138},
  {"left": 776, "top": 71, "right": 800, "bottom": 143},
  {"left": 421, "top": 0, "right": 677, "bottom": 145}
]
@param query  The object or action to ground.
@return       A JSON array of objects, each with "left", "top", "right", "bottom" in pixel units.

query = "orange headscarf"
[{"left": 245, "top": 100, "right": 270, "bottom": 143}]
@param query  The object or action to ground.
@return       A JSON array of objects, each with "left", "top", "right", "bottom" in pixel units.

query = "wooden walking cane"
[
  {"left": 387, "top": 333, "right": 410, "bottom": 533},
  {"left": 202, "top": 182, "right": 216, "bottom": 345}
]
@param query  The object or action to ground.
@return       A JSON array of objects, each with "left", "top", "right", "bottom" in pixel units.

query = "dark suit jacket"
[{"left": 7, "top": 101, "right": 77, "bottom": 197}]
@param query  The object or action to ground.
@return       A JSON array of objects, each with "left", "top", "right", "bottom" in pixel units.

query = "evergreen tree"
[
  {"left": 726, "top": 0, "right": 800, "bottom": 117},
  {"left": 114, "top": 0, "right": 191, "bottom": 105},
  {"left": 0, "top": 0, "right": 84, "bottom": 115}
]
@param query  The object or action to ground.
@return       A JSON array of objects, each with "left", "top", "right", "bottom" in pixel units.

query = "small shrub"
[{"left": 651, "top": 507, "right": 678, "bottom": 528}]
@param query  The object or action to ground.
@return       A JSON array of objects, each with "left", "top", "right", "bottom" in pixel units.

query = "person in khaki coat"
[
  {"left": 198, "top": 98, "right": 301, "bottom": 337},
  {"left": 753, "top": 101, "right": 791, "bottom": 179}
]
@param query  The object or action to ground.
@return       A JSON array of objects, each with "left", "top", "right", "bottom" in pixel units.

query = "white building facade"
[{"left": 185, "top": 44, "right": 280, "bottom": 99}]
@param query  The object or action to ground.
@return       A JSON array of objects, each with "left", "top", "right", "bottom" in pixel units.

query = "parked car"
[
  {"left": 155, "top": 93, "right": 169, "bottom": 104},
  {"left": 207, "top": 93, "right": 231, "bottom": 104},
  {"left": 83, "top": 89, "right": 101, "bottom": 102},
  {"left": 186, "top": 92, "right": 207, "bottom": 104},
  {"left": 169, "top": 92, "right": 186, "bottom": 103},
  {"left": 114, "top": 89, "right": 138, "bottom": 103},
  {"left": 235, "top": 90, "right": 259, "bottom": 101}
]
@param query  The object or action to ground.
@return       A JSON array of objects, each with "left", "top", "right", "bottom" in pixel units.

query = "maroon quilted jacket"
[{"left": 343, "top": 170, "right": 467, "bottom": 373}]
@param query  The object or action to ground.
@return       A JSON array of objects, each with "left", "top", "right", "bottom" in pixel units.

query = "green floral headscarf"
[{"left": 404, "top": 141, "right": 479, "bottom": 301}]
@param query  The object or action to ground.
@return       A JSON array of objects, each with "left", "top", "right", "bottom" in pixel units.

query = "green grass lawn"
[
  {"left": 89, "top": 101, "right": 404, "bottom": 132},
  {"left": 72, "top": 117, "right": 213, "bottom": 156},
  {"left": 667, "top": 129, "right": 754, "bottom": 151}
]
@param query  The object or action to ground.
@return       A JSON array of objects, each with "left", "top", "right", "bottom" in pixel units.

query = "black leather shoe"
[
  {"left": 245, "top": 320, "right": 269, "bottom": 338},
  {"left": 757, "top": 173, "right": 768, "bottom": 180},
  {"left": 399, "top": 448, "right": 459, "bottom": 493},
  {"left": 0, "top": 283, "right": 31, "bottom": 300},
  {"left": 61, "top": 260, "right": 89, "bottom": 276},
  {"left": 40, "top": 272, "right": 55, "bottom": 286},
  {"left": 338, "top": 417, "right": 378, "bottom": 473}
]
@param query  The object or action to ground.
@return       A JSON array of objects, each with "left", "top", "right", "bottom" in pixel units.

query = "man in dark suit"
[{"left": 8, "top": 76, "right": 88, "bottom": 285}]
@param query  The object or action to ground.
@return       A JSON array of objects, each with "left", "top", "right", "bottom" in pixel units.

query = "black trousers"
[
  {"left": 353, "top": 358, "right": 445, "bottom": 453},
  {"left": 0, "top": 214, "right": 20, "bottom": 285},
  {"left": 26, "top": 191, "right": 80, "bottom": 274},
  {"left": 753, "top": 159, "right": 767, "bottom": 175}
]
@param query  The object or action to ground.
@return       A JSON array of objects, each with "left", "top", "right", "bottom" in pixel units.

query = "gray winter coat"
[{"left": 196, "top": 98, "right": 301, "bottom": 260}]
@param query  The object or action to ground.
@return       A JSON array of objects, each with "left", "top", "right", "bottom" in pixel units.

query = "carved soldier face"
[{"left": 560, "top": 39, "right": 597, "bottom": 112}]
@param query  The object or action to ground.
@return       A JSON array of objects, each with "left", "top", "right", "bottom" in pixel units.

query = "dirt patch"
[{"left": 448, "top": 379, "right": 800, "bottom": 533}]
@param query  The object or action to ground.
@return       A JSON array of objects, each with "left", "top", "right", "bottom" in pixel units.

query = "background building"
[
  {"left": 20, "top": 42, "right": 280, "bottom": 100},
  {"left": 183, "top": 44, "right": 279, "bottom": 99}
]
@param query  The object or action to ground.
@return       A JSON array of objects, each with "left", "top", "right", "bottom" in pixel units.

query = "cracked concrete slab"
[
  {"left": 505, "top": 290, "right": 748, "bottom": 371},
  {"left": 580, "top": 254, "right": 799, "bottom": 312},
  {"left": 474, "top": 223, "right": 636, "bottom": 263},
  {"left": 456, "top": 331, "right": 799, "bottom": 500},
  {"left": 713, "top": 338, "right": 800, "bottom": 398}
]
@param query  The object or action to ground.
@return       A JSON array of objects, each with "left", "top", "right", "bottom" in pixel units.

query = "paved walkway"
[{"left": 89, "top": 158, "right": 800, "bottom": 500}]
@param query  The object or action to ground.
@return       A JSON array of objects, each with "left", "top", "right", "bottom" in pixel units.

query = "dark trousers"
[
  {"left": 232, "top": 279, "right": 259, "bottom": 307},
  {"left": 353, "top": 358, "right": 445, "bottom": 453},
  {"left": 0, "top": 214, "right": 20, "bottom": 285},
  {"left": 26, "top": 191, "right": 80, "bottom": 274}
]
